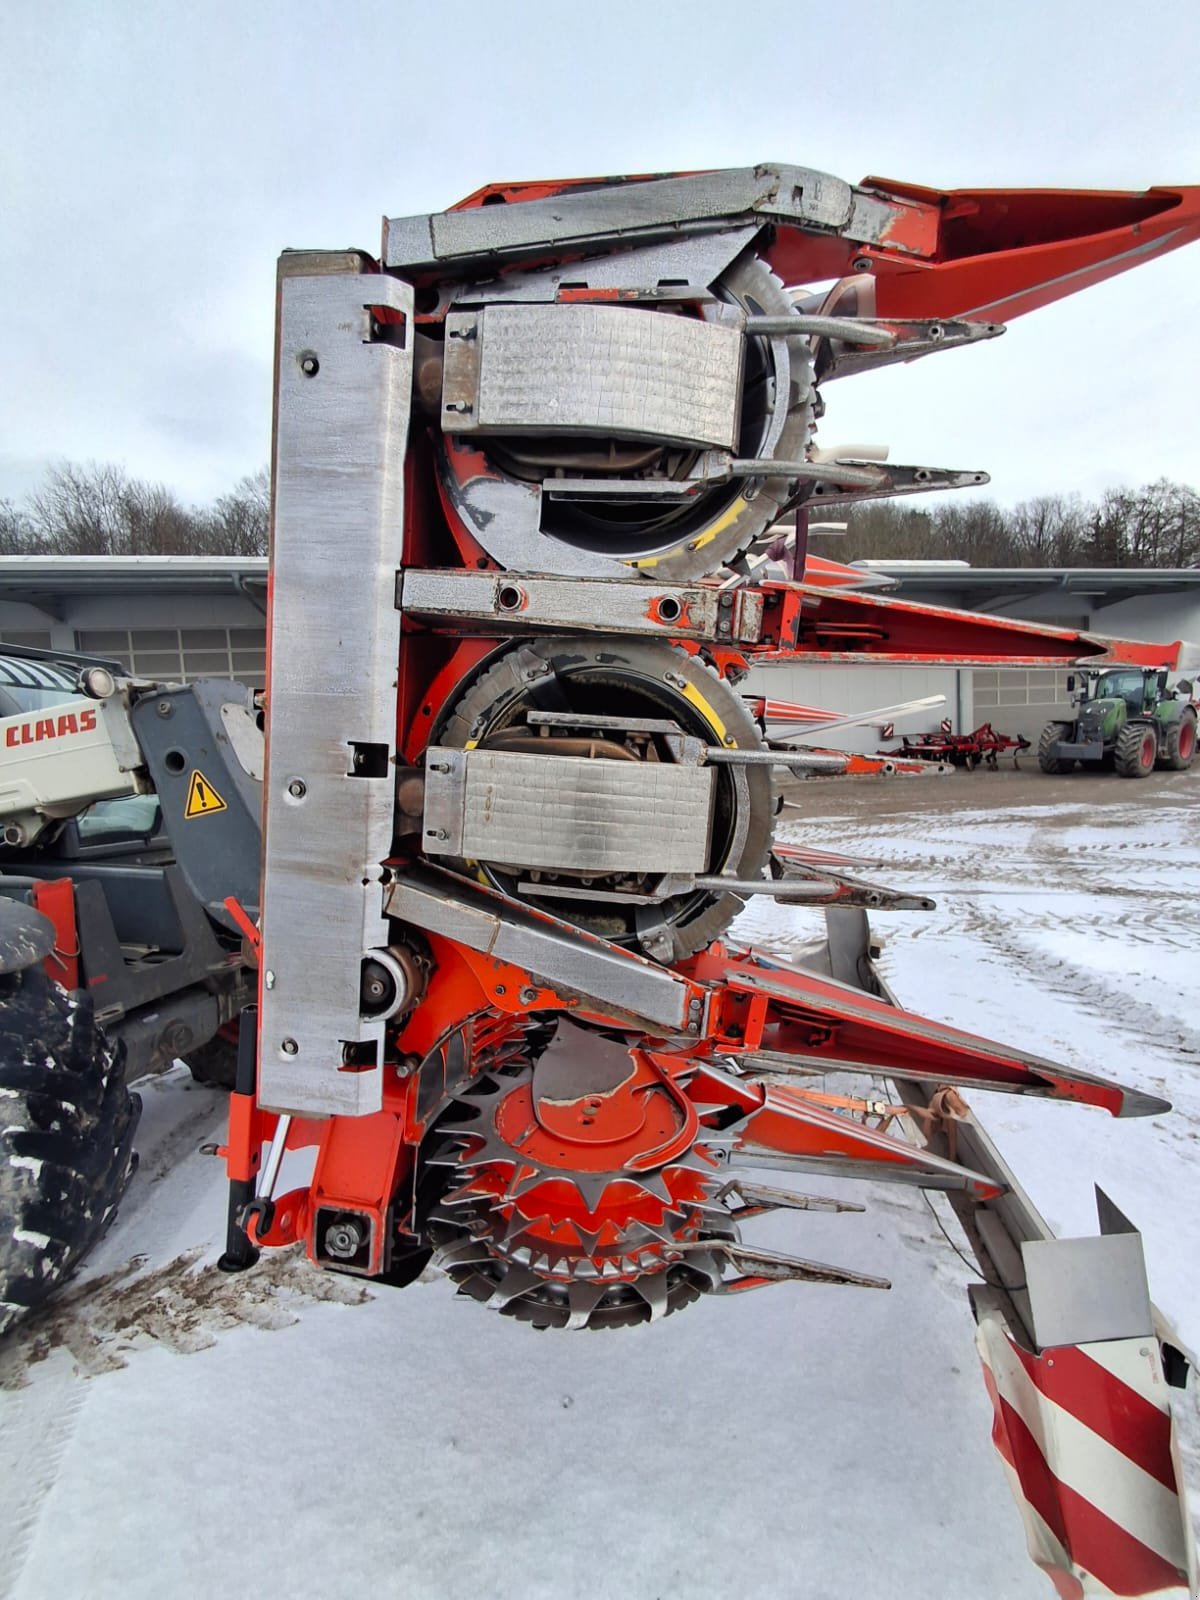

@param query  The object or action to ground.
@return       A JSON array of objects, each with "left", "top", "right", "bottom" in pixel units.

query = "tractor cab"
[{"left": 1075, "top": 667, "right": 1156, "bottom": 715}]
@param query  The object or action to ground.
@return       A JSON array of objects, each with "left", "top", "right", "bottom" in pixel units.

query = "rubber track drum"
[
  {"left": 626, "top": 249, "right": 814, "bottom": 583},
  {"left": 0, "top": 964, "right": 140, "bottom": 1336},
  {"left": 435, "top": 635, "right": 773, "bottom": 960},
  {"left": 440, "top": 249, "right": 813, "bottom": 585}
]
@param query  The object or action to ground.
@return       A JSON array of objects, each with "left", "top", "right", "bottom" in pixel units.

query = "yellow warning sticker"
[{"left": 184, "top": 769, "right": 228, "bottom": 819}]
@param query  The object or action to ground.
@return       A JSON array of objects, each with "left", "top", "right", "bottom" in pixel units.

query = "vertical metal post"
[
  {"left": 216, "top": 1004, "right": 261, "bottom": 1273},
  {"left": 257, "top": 259, "right": 413, "bottom": 1117}
]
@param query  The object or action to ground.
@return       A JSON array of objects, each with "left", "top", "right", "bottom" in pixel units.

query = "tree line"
[
  {"left": 833, "top": 479, "right": 1200, "bottom": 569},
  {"left": 0, "top": 463, "right": 270, "bottom": 557},
  {"left": 1, "top": 462, "right": 1197, "bottom": 568}
]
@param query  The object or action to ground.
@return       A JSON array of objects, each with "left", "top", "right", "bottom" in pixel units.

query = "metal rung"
[
  {"left": 730, "top": 457, "right": 886, "bottom": 486},
  {"left": 730, "top": 1145, "right": 1003, "bottom": 1194},
  {"left": 693, "top": 875, "right": 839, "bottom": 902},
  {"left": 704, "top": 747, "right": 848, "bottom": 772},
  {"left": 717, "top": 1178, "right": 867, "bottom": 1216},
  {"left": 677, "top": 1238, "right": 890, "bottom": 1291},
  {"left": 745, "top": 314, "right": 897, "bottom": 347},
  {"left": 527, "top": 710, "right": 684, "bottom": 735}
]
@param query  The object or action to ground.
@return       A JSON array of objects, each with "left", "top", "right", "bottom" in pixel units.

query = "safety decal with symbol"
[{"left": 184, "top": 769, "right": 228, "bottom": 819}]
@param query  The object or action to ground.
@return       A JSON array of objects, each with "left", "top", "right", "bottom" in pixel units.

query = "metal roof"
[
  {"left": 852, "top": 563, "right": 1200, "bottom": 609},
  {"left": 0, "top": 555, "right": 1196, "bottom": 610},
  {"left": 855, "top": 563, "right": 1200, "bottom": 587},
  {"left": 0, "top": 555, "right": 268, "bottom": 600}
]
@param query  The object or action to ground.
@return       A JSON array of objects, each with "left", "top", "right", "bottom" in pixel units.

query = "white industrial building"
[
  {"left": 1, "top": 556, "right": 1198, "bottom": 752},
  {"left": 746, "top": 563, "right": 1200, "bottom": 751},
  {"left": 0, "top": 557, "right": 268, "bottom": 687}
]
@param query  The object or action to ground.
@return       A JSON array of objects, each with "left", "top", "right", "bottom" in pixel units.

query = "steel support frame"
[{"left": 258, "top": 260, "right": 413, "bottom": 1116}]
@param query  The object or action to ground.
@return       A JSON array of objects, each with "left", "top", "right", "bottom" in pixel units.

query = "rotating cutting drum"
[
  {"left": 420, "top": 248, "right": 815, "bottom": 583},
  {"left": 422, "top": 635, "right": 774, "bottom": 961}
]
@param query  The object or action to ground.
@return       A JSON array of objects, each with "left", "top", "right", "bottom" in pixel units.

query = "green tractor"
[{"left": 1038, "top": 668, "right": 1198, "bottom": 778}]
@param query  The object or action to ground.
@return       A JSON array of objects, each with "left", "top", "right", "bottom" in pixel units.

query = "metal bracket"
[
  {"left": 386, "top": 864, "right": 706, "bottom": 1037},
  {"left": 383, "top": 165, "right": 927, "bottom": 272}
]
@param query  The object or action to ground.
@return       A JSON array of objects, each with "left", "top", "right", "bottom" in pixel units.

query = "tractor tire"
[
  {"left": 1114, "top": 721, "right": 1158, "bottom": 779},
  {"left": 182, "top": 1032, "right": 238, "bottom": 1089},
  {"left": 1037, "top": 722, "right": 1075, "bottom": 774},
  {"left": 1163, "top": 708, "right": 1198, "bottom": 771},
  {"left": 0, "top": 963, "right": 140, "bottom": 1338}
]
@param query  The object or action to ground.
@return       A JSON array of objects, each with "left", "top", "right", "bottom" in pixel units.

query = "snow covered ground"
[{"left": 1, "top": 768, "right": 1197, "bottom": 1600}]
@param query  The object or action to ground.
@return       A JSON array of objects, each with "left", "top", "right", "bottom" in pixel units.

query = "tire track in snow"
[
  {"left": 956, "top": 904, "right": 1200, "bottom": 1062},
  {"left": 0, "top": 1370, "right": 85, "bottom": 1600},
  {"left": 0, "top": 1248, "right": 373, "bottom": 1598}
]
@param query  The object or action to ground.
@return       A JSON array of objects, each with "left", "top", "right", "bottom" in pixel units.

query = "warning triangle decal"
[{"left": 184, "top": 769, "right": 228, "bottom": 819}]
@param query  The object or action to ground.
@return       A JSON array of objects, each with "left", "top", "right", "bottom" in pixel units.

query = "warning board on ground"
[{"left": 184, "top": 769, "right": 228, "bottom": 819}]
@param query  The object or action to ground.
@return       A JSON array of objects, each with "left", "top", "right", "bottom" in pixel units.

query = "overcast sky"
[{"left": 2, "top": 0, "right": 1198, "bottom": 516}]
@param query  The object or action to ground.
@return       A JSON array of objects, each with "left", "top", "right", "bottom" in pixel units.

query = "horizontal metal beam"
[{"left": 399, "top": 568, "right": 763, "bottom": 644}]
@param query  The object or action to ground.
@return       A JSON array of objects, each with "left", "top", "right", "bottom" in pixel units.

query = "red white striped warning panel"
[{"left": 977, "top": 1313, "right": 1197, "bottom": 1597}]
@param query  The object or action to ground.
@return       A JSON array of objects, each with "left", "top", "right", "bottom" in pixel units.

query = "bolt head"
[{"left": 324, "top": 1219, "right": 364, "bottom": 1260}]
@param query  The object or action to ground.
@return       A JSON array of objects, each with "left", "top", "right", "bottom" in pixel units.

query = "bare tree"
[
  {"left": 30, "top": 462, "right": 130, "bottom": 554},
  {"left": 121, "top": 478, "right": 198, "bottom": 556},
  {"left": 24, "top": 461, "right": 270, "bottom": 557},
  {"left": 0, "top": 501, "right": 41, "bottom": 555},
  {"left": 1008, "top": 495, "right": 1087, "bottom": 565},
  {"left": 838, "top": 479, "right": 1198, "bottom": 569},
  {"left": 7, "top": 459, "right": 1197, "bottom": 569},
  {"left": 201, "top": 467, "right": 270, "bottom": 556}
]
